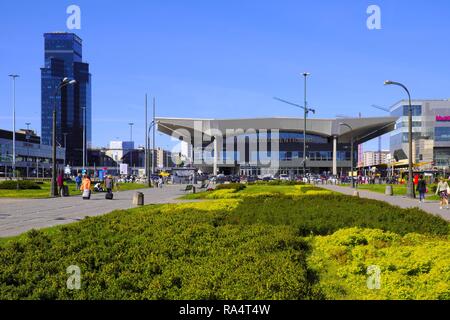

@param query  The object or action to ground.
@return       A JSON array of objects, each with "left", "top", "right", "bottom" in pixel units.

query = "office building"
[
  {"left": 0, "top": 129, "right": 65, "bottom": 177},
  {"left": 106, "top": 141, "right": 135, "bottom": 164},
  {"left": 362, "top": 151, "right": 390, "bottom": 167},
  {"left": 41, "top": 32, "right": 92, "bottom": 166},
  {"left": 390, "top": 100, "right": 450, "bottom": 169}
]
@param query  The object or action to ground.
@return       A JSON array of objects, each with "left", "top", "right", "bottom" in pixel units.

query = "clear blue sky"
[{"left": 1, "top": 0, "right": 450, "bottom": 151}]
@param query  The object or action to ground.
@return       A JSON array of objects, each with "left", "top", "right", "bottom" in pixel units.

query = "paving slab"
[
  {"left": 320, "top": 184, "right": 450, "bottom": 221},
  {"left": 0, "top": 185, "right": 191, "bottom": 238}
]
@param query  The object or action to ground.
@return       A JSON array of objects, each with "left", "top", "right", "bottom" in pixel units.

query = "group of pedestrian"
[{"left": 415, "top": 175, "right": 449, "bottom": 210}]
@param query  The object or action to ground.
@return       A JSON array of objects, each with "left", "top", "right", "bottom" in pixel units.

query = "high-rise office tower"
[{"left": 41, "top": 32, "right": 91, "bottom": 166}]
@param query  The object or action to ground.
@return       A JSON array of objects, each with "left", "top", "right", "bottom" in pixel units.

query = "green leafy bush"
[
  {"left": 0, "top": 184, "right": 448, "bottom": 300},
  {"left": 0, "top": 180, "right": 42, "bottom": 190},
  {"left": 215, "top": 183, "right": 246, "bottom": 192},
  {"left": 249, "top": 180, "right": 305, "bottom": 186},
  {"left": 308, "top": 228, "right": 450, "bottom": 300},
  {"left": 0, "top": 202, "right": 322, "bottom": 300},
  {"left": 218, "top": 194, "right": 450, "bottom": 237}
]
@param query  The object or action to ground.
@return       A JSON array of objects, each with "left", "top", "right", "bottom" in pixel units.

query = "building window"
[
  {"left": 391, "top": 105, "right": 422, "bottom": 117},
  {"left": 435, "top": 127, "right": 450, "bottom": 142}
]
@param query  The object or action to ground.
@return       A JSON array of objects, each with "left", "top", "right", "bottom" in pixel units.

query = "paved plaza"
[
  {"left": 1, "top": 184, "right": 449, "bottom": 238},
  {"left": 0, "top": 186, "right": 189, "bottom": 238},
  {"left": 320, "top": 184, "right": 450, "bottom": 221}
]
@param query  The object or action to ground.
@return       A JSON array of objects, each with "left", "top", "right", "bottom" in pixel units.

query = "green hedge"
[
  {"left": 215, "top": 183, "right": 246, "bottom": 192},
  {"left": 0, "top": 180, "right": 42, "bottom": 190},
  {"left": 0, "top": 205, "right": 322, "bottom": 300},
  {"left": 222, "top": 195, "right": 449, "bottom": 237},
  {"left": 249, "top": 180, "right": 305, "bottom": 186}
]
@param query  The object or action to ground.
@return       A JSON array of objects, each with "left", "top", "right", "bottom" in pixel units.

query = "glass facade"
[
  {"left": 390, "top": 101, "right": 450, "bottom": 167},
  {"left": 41, "top": 33, "right": 91, "bottom": 166},
  {"left": 391, "top": 105, "right": 423, "bottom": 117},
  {"left": 435, "top": 127, "right": 450, "bottom": 142}
]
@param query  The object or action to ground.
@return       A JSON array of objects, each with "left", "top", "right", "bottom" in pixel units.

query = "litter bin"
[
  {"left": 385, "top": 185, "right": 394, "bottom": 196},
  {"left": 133, "top": 192, "right": 144, "bottom": 206}
]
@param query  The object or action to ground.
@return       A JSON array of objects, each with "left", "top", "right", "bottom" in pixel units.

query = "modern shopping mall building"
[
  {"left": 390, "top": 100, "right": 450, "bottom": 169},
  {"left": 157, "top": 116, "right": 397, "bottom": 176}
]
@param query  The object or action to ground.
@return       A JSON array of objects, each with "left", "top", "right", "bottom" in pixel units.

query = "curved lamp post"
[
  {"left": 8, "top": 74, "right": 19, "bottom": 182},
  {"left": 340, "top": 122, "right": 356, "bottom": 189},
  {"left": 51, "top": 78, "right": 76, "bottom": 197},
  {"left": 384, "top": 80, "right": 415, "bottom": 199}
]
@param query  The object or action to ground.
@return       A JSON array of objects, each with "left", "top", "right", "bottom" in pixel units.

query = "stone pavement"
[
  {"left": 320, "top": 184, "right": 450, "bottom": 221},
  {"left": 0, "top": 185, "right": 191, "bottom": 238}
]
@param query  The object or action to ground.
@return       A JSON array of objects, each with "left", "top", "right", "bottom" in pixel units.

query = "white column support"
[{"left": 333, "top": 136, "right": 338, "bottom": 176}]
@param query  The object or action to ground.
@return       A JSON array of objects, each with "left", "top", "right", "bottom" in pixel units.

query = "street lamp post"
[
  {"left": 81, "top": 106, "right": 86, "bottom": 171},
  {"left": 302, "top": 72, "right": 310, "bottom": 177},
  {"left": 384, "top": 80, "right": 415, "bottom": 199},
  {"left": 8, "top": 75, "right": 19, "bottom": 182},
  {"left": 274, "top": 84, "right": 316, "bottom": 177},
  {"left": 129, "top": 122, "right": 134, "bottom": 173},
  {"left": 147, "top": 121, "right": 156, "bottom": 187},
  {"left": 51, "top": 78, "right": 76, "bottom": 197},
  {"left": 63, "top": 133, "right": 68, "bottom": 167},
  {"left": 25, "top": 122, "right": 31, "bottom": 179},
  {"left": 340, "top": 123, "right": 356, "bottom": 189}
]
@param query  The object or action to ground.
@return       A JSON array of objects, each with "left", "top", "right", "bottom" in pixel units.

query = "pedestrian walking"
[
  {"left": 416, "top": 175, "right": 427, "bottom": 203},
  {"left": 105, "top": 175, "right": 114, "bottom": 194},
  {"left": 81, "top": 174, "right": 92, "bottom": 200},
  {"left": 435, "top": 178, "right": 449, "bottom": 210},
  {"left": 57, "top": 172, "right": 64, "bottom": 197},
  {"left": 75, "top": 173, "right": 82, "bottom": 192},
  {"left": 158, "top": 177, "right": 164, "bottom": 189}
]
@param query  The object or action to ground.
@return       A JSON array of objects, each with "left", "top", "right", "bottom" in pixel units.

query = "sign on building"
[{"left": 120, "top": 163, "right": 129, "bottom": 175}]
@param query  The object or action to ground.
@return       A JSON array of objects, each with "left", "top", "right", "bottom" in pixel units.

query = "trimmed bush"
[
  {"left": 249, "top": 180, "right": 305, "bottom": 186},
  {"left": 0, "top": 180, "right": 42, "bottom": 190},
  {"left": 0, "top": 203, "right": 322, "bottom": 300},
  {"left": 223, "top": 195, "right": 449, "bottom": 237},
  {"left": 308, "top": 228, "right": 450, "bottom": 300},
  {"left": 215, "top": 183, "right": 246, "bottom": 192}
]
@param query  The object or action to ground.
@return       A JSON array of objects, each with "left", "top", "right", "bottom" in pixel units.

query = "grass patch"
[
  {"left": 0, "top": 182, "right": 148, "bottom": 199},
  {"left": 354, "top": 184, "right": 440, "bottom": 201}
]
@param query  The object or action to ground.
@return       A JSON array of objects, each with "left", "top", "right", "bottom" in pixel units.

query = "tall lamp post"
[
  {"left": 129, "top": 122, "right": 134, "bottom": 173},
  {"left": 51, "top": 78, "right": 76, "bottom": 197},
  {"left": 340, "top": 123, "right": 356, "bottom": 189},
  {"left": 63, "top": 132, "right": 68, "bottom": 167},
  {"left": 81, "top": 106, "right": 86, "bottom": 171},
  {"left": 274, "top": 97, "right": 316, "bottom": 177},
  {"left": 147, "top": 121, "right": 156, "bottom": 187},
  {"left": 384, "top": 80, "right": 415, "bottom": 199},
  {"left": 302, "top": 72, "right": 311, "bottom": 177},
  {"left": 8, "top": 74, "right": 19, "bottom": 181},
  {"left": 25, "top": 122, "right": 31, "bottom": 179}
]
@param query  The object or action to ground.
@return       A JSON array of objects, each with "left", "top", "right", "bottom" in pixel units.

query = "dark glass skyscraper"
[{"left": 41, "top": 32, "right": 92, "bottom": 166}]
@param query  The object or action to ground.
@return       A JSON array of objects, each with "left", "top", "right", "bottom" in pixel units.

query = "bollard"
[
  {"left": 133, "top": 192, "right": 144, "bottom": 206},
  {"left": 385, "top": 185, "right": 394, "bottom": 196},
  {"left": 353, "top": 191, "right": 360, "bottom": 197},
  {"left": 192, "top": 186, "right": 196, "bottom": 194}
]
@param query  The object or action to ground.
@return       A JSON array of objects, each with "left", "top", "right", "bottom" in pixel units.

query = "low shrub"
[
  {"left": 222, "top": 195, "right": 449, "bottom": 237},
  {"left": 308, "top": 228, "right": 450, "bottom": 300},
  {"left": 0, "top": 202, "right": 322, "bottom": 300},
  {"left": 215, "top": 183, "right": 246, "bottom": 192},
  {"left": 249, "top": 180, "right": 305, "bottom": 186},
  {"left": 0, "top": 180, "right": 42, "bottom": 190}
]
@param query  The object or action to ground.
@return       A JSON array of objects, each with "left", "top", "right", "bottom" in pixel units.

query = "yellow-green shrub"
[{"left": 308, "top": 228, "right": 450, "bottom": 300}]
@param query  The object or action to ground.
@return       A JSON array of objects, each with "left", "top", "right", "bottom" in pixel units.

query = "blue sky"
[{"left": 1, "top": 0, "right": 450, "bottom": 151}]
